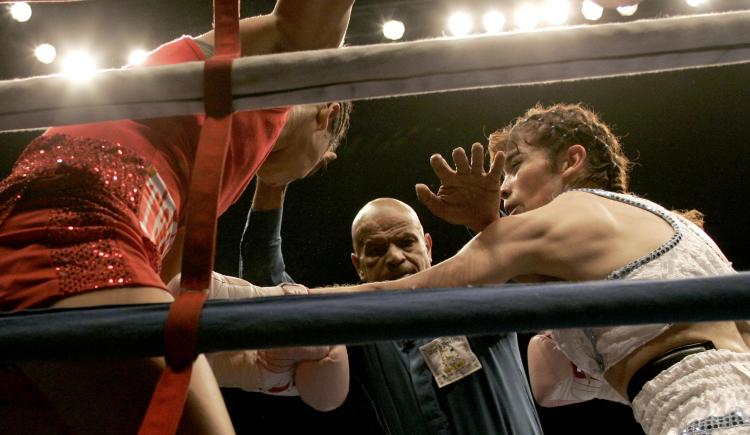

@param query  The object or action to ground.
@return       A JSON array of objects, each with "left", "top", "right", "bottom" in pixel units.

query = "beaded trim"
[
  {"left": 681, "top": 410, "right": 750, "bottom": 435},
  {"left": 570, "top": 188, "right": 683, "bottom": 280}
]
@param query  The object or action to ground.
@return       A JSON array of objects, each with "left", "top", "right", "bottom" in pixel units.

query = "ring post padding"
[{"left": 138, "top": 1, "right": 239, "bottom": 434}]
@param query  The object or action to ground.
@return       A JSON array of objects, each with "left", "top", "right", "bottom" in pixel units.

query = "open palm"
[{"left": 416, "top": 143, "right": 504, "bottom": 233}]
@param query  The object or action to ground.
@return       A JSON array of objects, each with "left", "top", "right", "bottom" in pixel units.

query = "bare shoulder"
[
  {"left": 532, "top": 191, "right": 620, "bottom": 235},
  {"left": 518, "top": 191, "right": 626, "bottom": 280},
  {"left": 539, "top": 190, "right": 675, "bottom": 280},
  {"left": 549, "top": 190, "right": 614, "bottom": 211},
  {"left": 551, "top": 190, "right": 672, "bottom": 232}
]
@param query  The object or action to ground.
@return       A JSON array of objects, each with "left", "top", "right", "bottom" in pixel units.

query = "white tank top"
[{"left": 550, "top": 189, "right": 735, "bottom": 376}]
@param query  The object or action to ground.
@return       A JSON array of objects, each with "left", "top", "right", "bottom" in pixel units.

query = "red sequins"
[{"left": 0, "top": 134, "right": 164, "bottom": 297}]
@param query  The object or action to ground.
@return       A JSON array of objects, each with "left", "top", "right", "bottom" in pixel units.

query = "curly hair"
[{"left": 489, "top": 103, "right": 632, "bottom": 193}]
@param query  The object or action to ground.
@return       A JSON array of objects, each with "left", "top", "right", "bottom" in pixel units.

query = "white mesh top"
[{"left": 550, "top": 189, "right": 735, "bottom": 376}]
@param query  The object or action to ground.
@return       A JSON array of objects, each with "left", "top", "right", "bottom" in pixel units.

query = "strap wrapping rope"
[
  {"left": 0, "top": 11, "right": 748, "bottom": 133},
  {"left": 138, "top": 1, "right": 239, "bottom": 433},
  {"left": 2, "top": 272, "right": 749, "bottom": 362}
]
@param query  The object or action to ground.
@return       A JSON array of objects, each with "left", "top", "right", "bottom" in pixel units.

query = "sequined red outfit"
[{"left": 0, "top": 37, "right": 289, "bottom": 310}]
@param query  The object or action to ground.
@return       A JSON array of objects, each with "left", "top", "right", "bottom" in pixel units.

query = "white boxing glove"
[
  {"left": 528, "top": 333, "right": 628, "bottom": 407},
  {"left": 206, "top": 345, "right": 334, "bottom": 396}
]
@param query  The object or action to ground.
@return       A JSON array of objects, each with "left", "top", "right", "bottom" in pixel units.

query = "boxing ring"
[{"left": 1, "top": 4, "right": 750, "bottom": 434}]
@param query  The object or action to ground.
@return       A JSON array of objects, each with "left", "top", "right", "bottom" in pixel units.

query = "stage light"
[
  {"left": 543, "top": 0, "right": 570, "bottom": 26},
  {"left": 382, "top": 20, "right": 405, "bottom": 40},
  {"left": 686, "top": 0, "right": 708, "bottom": 7},
  {"left": 616, "top": 4, "right": 638, "bottom": 16},
  {"left": 34, "top": 43, "right": 56, "bottom": 64},
  {"left": 581, "top": 0, "right": 604, "bottom": 21},
  {"left": 62, "top": 51, "right": 97, "bottom": 81},
  {"left": 128, "top": 49, "right": 148, "bottom": 65},
  {"left": 448, "top": 12, "right": 473, "bottom": 37},
  {"left": 482, "top": 10, "right": 505, "bottom": 33},
  {"left": 10, "top": 2, "right": 32, "bottom": 22},
  {"left": 515, "top": 4, "right": 541, "bottom": 31}
]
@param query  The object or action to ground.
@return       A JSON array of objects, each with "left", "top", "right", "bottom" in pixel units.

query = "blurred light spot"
[
  {"left": 448, "top": 12, "right": 473, "bottom": 37},
  {"left": 62, "top": 51, "right": 97, "bottom": 81},
  {"left": 128, "top": 49, "right": 148, "bottom": 65},
  {"left": 35, "top": 43, "right": 56, "bottom": 64},
  {"left": 581, "top": 0, "right": 604, "bottom": 21},
  {"left": 10, "top": 2, "right": 32, "bottom": 22},
  {"left": 616, "top": 4, "right": 639, "bottom": 16},
  {"left": 382, "top": 20, "right": 405, "bottom": 40},
  {"left": 686, "top": 0, "right": 708, "bottom": 7},
  {"left": 483, "top": 10, "right": 505, "bottom": 33},
  {"left": 544, "top": 0, "right": 570, "bottom": 26},
  {"left": 515, "top": 4, "right": 541, "bottom": 31}
]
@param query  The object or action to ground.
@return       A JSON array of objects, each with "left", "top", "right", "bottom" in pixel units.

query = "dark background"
[{"left": 1, "top": 1, "right": 748, "bottom": 434}]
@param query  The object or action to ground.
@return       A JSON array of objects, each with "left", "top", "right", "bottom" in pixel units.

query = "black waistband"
[{"left": 626, "top": 341, "right": 715, "bottom": 402}]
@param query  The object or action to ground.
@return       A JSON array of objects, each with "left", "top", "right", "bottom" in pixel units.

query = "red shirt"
[{"left": 47, "top": 36, "right": 289, "bottom": 220}]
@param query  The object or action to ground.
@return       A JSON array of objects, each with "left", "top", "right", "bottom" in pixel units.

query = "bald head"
[
  {"left": 352, "top": 198, "right": 422, "bottom": 248},
  {"left": 351, "top": 198, "right": 432, "bottom": 282}
]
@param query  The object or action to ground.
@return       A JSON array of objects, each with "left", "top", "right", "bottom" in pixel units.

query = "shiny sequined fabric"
[
  {"left": 682, "top": 411, "right": 750, "bottom": 435},
  {"left": 0, "top": 134, "right": 167, "bottom": 309},
  {"left": 0, "top": 134, "right": 145, "bottom": 216}
]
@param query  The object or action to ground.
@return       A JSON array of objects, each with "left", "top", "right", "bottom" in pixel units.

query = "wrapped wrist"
[{"left": 280, "top": 283, "right": 309, "bottom": 295}]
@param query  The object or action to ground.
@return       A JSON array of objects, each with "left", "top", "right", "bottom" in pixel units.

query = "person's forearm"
[
  {"left": 240, "top": 182, "right": 293, "bottom": 285},
  {"left": 271, "top": 0, "right": 354, "bottom": 52},
  {"left": 166, "top": 271, "right": 306, "bottom": 297},
  {"left": 198, "top": 1, "right": 354, "bottom": 56},
  {"left": 295, "top": 345, "right": 349, "bottom": 412}
]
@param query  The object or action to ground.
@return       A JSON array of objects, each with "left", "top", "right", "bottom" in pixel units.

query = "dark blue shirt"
[{"left": 240, "top": 207, "right": 543, "bottom": 435}]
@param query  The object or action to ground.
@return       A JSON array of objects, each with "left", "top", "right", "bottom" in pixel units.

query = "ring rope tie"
[{"left": 137, "top": 0, "right": 239, "bottom": 433}]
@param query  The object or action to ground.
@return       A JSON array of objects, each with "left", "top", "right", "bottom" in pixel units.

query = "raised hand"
[{"left": 416, "top": 142, "right": 504, "bottom": 233}]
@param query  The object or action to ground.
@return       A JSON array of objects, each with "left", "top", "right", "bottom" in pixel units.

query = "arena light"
[
  {"left": 62, "top": 51, "right": 98, "bottom": 81},
  {"left": 482, "top": 10, "right": 506, "bottom": 33},
  {"left": 686, "top": 0, "right": 709, "bottom": 7},
  {"left": 382, "top": 20, "right": 405, "bottom": 40},
  {"left": 34, "top": 43, "right": 56, "bottom": 64},
  {"left": 128, "top": 49, "right": 148, "bottom": 65},
  {"left": 581, "top": 0, "right": 604, "bottom": 21},
  {"left": 448, "top": 12, "right": 473, "bottom": 37},
  {"left": 515, "top": 3, "right": 541, "bottom": 31},
  {"left": 544, "top": 0, "right": 570, "bottom": 26},
  {"left": 616, "top": 4, "right": 638, "bottom": 16},
  {"left": 10, "top": 2, "right": 32, "bottom": 22}
]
